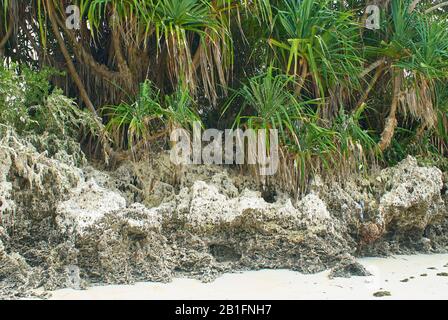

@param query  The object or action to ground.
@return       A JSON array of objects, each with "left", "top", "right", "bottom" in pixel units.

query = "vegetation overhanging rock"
[
  {"left": 0, "top": 129, "right": 447, "bottom": 298},
  {"left": 1, "top": 0, "right": 448, "bottom": 300}
]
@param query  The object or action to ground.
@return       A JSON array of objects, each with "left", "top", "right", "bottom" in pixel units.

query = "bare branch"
[
  {"left": 425, "top": 1, "right": 448, "bottom": 13},
  {"left": 0, "top": 14, "right": 13, "bottom": 50},
  {"left": 378, "top": 70, "right": 402, "bottom": 151},
  {"left": 46, "top": 0, "right": 96, "bottom": 116},
  {"left": 52, "top": 9, "right": 123, "bottom": 83}
]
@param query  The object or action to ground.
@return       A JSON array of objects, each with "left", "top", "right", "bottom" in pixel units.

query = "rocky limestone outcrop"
[
  {"left": 56, "top": 180, "right": 126, "bottom": 236},
  {"left": 378, "top": 156, "right": 445, "bottom": 233},
  {"left": 304, "top": 156, "right": 447, "bottom": 252},
  {"left": 48, "top": 177, "right": 353, "bottom": 285},
  {"left": 1, "top": 129, "right": 448, "bottom": 297},
  {"left": 0, "top": 129, "right": 82, "bottom": 227}
]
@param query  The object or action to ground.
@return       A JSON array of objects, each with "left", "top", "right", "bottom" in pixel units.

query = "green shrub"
[
  {"left": 225, "top": 68, "right": 377, "bottom": 192},
  {"left": 0, "top": 65, "right": 102, "bottom": 142},
  {"left": 104, "top": 80, "right": 201, "bottom": 152}
]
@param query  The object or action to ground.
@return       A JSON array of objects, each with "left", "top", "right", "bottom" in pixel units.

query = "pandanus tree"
[
  {"left": 0, "top": 0, "right": 233, "bottom": 108},
  {"left": 362, "top": 0, "right": 448, "bottom": 151},
  {"left": 254, "top": 0, "right": 448, "bottom": 151},
  {"left": 268, "top": 0, "right": 364, "bottom": 115},
  {"left": 0, "top": 0, "right": 447, "bottom": 191}
]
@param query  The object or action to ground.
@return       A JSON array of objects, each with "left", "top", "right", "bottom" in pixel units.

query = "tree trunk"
[
  {"left": 0, "top": 14, "right": 13, "bottom": 58},
  {"left": 46, "top": 0, "right": 113, "bottom": 163},
  {"left": 378, "top": 69, "right": 402, "bottom": 151},
  {"left": 46, "top": 0, "right": 97, "bottom": 116}
]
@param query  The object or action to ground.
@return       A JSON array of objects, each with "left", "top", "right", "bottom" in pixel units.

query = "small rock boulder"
[
  {"left": 378, "top": 156, "right": 444, "bottom": 233},
  {"left": 56, "top": 180, "right": 126, "bottom": 235}
]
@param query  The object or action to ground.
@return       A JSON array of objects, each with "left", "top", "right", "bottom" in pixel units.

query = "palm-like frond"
[{"left": 269, "top": 0, "right": 364, "bottom": 103}]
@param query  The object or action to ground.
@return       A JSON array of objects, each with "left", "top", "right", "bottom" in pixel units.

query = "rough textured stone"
[
  {"left": 1, "top": 131, "right": 448, "bottom": 298},
  {"left": 74, "top": 203, "right": 173, "bottom": 284},
  {"left": 378, "top": 156, "right": 444, "bottom": 233},
  {"left": 329, "top": 255, "right": 371, "bottom": 278},
  {"left": 56, "top": 180, "right": 126, "bottom": 235},
  {"left": 0, "top": 129, "right": 82, "bottom": 225}
]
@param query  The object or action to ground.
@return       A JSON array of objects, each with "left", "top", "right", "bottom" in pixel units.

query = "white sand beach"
[{"left": 47, "top": 253, "right": 448, "bottom": 300}]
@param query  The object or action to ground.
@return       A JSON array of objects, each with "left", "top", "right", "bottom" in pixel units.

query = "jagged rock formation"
[
  {"left": 378, "top": 156, "right": 444, "bottom": 233},
  {"left": 0, "top": 130, "right": 447, "bottom": 298}
]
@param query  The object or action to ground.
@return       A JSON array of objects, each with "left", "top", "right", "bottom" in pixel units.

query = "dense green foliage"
[
  {"left": 0, "top": 65, "right": 102, "bottom": 165},
  {"left": 1, "top": 0, "right": 447, "bottom": 191},
  {"left": 0, "top": 65, "right": 100, "bottom": 138},
  {"left": 103, "top": 80, "right": 201, "bottom": 153}
]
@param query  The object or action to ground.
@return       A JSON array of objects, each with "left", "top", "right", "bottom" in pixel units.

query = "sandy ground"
[{"left": 46, "top": 254, "right": 448, "bottom": 300}]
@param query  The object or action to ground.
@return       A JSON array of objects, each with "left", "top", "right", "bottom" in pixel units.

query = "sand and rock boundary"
[{"left": 1, "top": 129, "right": 447, "bottom": 298}]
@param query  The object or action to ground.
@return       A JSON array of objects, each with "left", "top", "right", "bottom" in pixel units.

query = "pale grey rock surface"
[
  {"left": 1, "top": 131, "right": 447, "bottom": 298},
  {"left": 56, "top": 180, "right": 127, "bottom": 235},
  {"left": 378, "top": 156, "right": 444, "bottom": 232}
]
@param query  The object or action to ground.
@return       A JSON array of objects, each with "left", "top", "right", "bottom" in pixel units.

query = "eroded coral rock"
[
  {"left": 329, "top": 255, "right": 371, "bottom": 278},
  {"left": 56, "top": 180, "right": 126, "bottom": 235},
  {"left": 179, "top": 181, "right": 239, "bottom": 229},
  {"left": 0, "top": 129, "right": 82, "bottom": 225},
  {"left": 2, "top": 129, "right": 448, "bottom": 297},
  {"left": 0, "top": 239, "right": 33, "bottom": 298},
  {"left": 378, "top": 156, "right": 444, "bottom": 233},
  {"left": 74, "top": 203, "right": 173, "bottom": 284}
]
